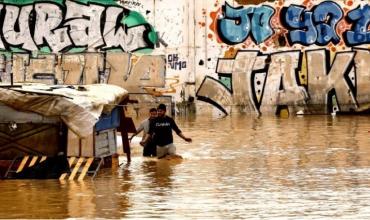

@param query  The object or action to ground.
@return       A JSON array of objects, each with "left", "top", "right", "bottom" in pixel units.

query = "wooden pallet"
[
  {"left": 59, "top": 157, "right": 103, "bottom": 180},
  {"left": 5, "top": 155, "right": 103, "bottom": 180},
  {"left": 5, "top": 155, "right": 48, "bottom": 177}
]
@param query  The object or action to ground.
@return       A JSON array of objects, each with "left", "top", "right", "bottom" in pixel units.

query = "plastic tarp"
[{"left": 0, "top": 84, "right": 128, "bottom": 137}]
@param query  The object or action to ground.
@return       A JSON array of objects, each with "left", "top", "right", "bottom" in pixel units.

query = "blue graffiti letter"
[
  {"left": 313, "top": 1, "right": 343, "bottom": 45},
  {"left": 251, "top": 6, "right": 275, "bottom": 44},
  {"left": 345, "top": 5, "right": 370, "bottom": 46},
  {"left": 217, "top": 2, "right": 251, "bottom": 45},
  {"left": 282, "top": 5, "right": 317, "bottom": 45}
]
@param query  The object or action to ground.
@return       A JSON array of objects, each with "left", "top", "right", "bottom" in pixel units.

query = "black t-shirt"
[{"left": 148, "top": 115, "right": 182, "bottom": 146}]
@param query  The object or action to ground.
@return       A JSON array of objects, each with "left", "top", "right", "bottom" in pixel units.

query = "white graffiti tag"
[{"left": 0, "top": 0, "right": 153, "bottom": 52}]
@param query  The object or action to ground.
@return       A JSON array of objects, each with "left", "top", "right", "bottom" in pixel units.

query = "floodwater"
[{"left": 1, "top": 114, "right": 370, "bottom": 219}]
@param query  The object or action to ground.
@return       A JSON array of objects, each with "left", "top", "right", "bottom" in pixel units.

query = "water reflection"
[
  {"left": 0, "top": 180, "right": 69, "bottom": 218},
  {"left": 140, "top": 160, "right": 174, "bottom": 189},
  {"left": 64, "top": 181, "right": 96, "bottom": 218},
  {"left": 1, "top": 115, "right": 370, "bottom": 218}
]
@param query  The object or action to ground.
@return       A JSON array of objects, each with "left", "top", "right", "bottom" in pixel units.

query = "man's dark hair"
[
  {"left": 149, "top": 108, "right": 157, "bottom": 113},
  {"left": 157, "top": 103, "right": 166, "bottom": 111}
]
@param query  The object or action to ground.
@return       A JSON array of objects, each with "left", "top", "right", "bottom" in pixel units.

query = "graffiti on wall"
[
  {"left": 167, "top": 54, "right": 187, "bottom": 71},
  {"left": 217, "top": 3, "right": 275, "bottom": 45},
  {"left": 212, "top": 1, "right": 370, "bottom": 47},
  {"left": 0, "top": 52, "right": 166, "bottom": 94},
  {"left": 197, "top": 0, "right": 370, "bottom": 115},
  {"left": 0, "top": 0, "right": 157, "bottom": 53},
  {"left": 120, "top": 0, "right": 142, "bottom": 8},
  {"left": 197, "top": 48, "right": 370, "bottom": 115},
  {"left": 0, "top": 0, "right": 170, "bottom": 98}
]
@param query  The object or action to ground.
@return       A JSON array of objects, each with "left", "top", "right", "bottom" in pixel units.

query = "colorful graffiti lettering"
[
  {"left": 344, "top": 5, "right": 370, "bottom": 46},
  {"left": 196, "top": 48, "right": 369, "bottom": 115},
  {"left": 217, "top": 2, "right": 275, "bottom": 45},
  {"left": 0, "top": 0, "right": 158, "bottom": 53},
  {"left": 0, "top": 0, "right": 165, "bottom": 101},
  {"left": 213, "top": 1, "right": 370, "bottom": 47},
  {"left": 282, "top": 1, "right": 343, "bottom": 46}
]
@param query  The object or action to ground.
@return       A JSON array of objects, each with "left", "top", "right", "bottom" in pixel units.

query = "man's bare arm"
[
  {"left": 129, "top": 124, "right": 144, "bottom": 141},
  {"left": 177, "top": 132, "right": 192, "bottom": 142},
  {"left": 140, "top": 134, "right": 152, "bottom": 146}
]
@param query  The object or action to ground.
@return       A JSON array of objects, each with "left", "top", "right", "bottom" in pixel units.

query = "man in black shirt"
[{"left": 140, "top": 103, "right": 192, "bottom": 159}]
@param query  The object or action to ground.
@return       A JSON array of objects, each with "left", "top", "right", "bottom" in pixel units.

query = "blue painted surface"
[
  {"left": 95, "top": 107, "right": 121, "bottom": 132},
  {"left": 345, "top": 5, "right": 370, "bottom": 46}
]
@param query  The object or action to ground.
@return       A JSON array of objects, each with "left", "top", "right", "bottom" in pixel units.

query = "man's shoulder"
[
  {"left": 158, "top": 115, "right": 174, "bottom": 123},
  {"left": 140, "top": 118, "right": 150, "bottom": 124},
  {"left": 164, "top": 115, "right": 174, "bottom": 120}
]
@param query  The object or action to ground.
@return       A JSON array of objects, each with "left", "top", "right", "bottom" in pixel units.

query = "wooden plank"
[
  {"left": 28, "top": 156, "right": 38, "bottom": 167},
  {"left": 77, "top": 158, "right": 94, "bottom": 181},
  {"left": 59, "top": 173, "right": 68, "bottom": 180},
  {"left": 40, "top": 156, "right": 47, "bottom": 163},
  {"left": 67, "top": 129, "right": 81, "bottom": 156},
  {"left": 69, "top": 158, "right": 84, "bottom": 180},
  {"left": 0, "top": 124, "right": 60, "bottom": 160},
  {"left": 59, "top": 157, "right": 77, "bottom": 180},
  {"left": 16, "top": 156, "right": 29, "bottom": 173},
  {"left": 81, "top": 133, "right": 94, "bottom": 157},
  {"left": 68, "top": 157, "right": 76, "bottom": 166}
]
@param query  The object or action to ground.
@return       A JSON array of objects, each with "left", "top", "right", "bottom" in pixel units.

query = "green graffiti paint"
[
  {"left": 219, "top": 76, "right": 232, "bottom": 90},
  {"left": 67, "top": 47, "right": 88, "bottom": 53},
  {"left": 71, "top": 0, "right": 119, "bottom": 6},
  {"left": 2, "top": 0, "right": 64, "bottom": 6},
  {"left": 148, "top": 28, "right": 158, "bottom": 45},
  {"left": 123, "top": 11, "right": 147, "bottom": 27},
  {"left": 39, "top": 46, "right": 51, "bottom": 53},
  {"left": 0, "top": 0, "right": 118, "bottom": 6},
  {"left": 0, "top": 51, "right": 13, "bottom": 59},
  {"left": 134, "top": 48, "right": 153, "bottom": 55},
  {"left": 122, "top": 11, "right": 158, "bottom": 50},
  {"left": 9, "top": 47, "right": 25, "bottom": 53}
]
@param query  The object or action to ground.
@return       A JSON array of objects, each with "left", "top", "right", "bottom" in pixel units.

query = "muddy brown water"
[{"left": 1, "top": 115, "right": 370, "bottom": 219}]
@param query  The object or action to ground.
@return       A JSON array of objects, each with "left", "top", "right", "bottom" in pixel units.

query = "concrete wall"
[{"left": 0, "top": 0, "right": 369, "bottom": 116}]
